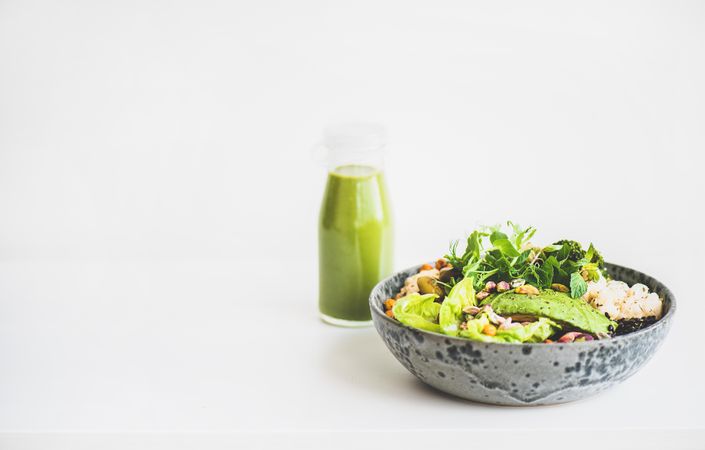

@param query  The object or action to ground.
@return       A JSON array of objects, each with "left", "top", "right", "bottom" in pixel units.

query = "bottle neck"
[
  {"left": 326, "top": 150, "right": 385, "bottom": 173},
  {"left": 321, "top": 122, "right": 387, "bottom": 172},
  {"left": 330, "top": 164, "right": 382, "bottom": 177}
]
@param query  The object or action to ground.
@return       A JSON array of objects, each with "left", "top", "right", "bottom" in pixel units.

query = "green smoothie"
[{"left": 318, "top": 165, "right": 393, "bottom": 324}]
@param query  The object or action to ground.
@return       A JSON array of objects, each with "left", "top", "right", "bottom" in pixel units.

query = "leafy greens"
[
  {"left": 392, "top": 293, "right": 442, "bottom": 333},
  {"left": 438, "top": 277, "right": 475, "bottom": 336},
  {"left": 458, "top": 314, "right": 559, "bottom": 343},
  {"left": 444, "top": 222, "right": 606, "bottom": 298}
]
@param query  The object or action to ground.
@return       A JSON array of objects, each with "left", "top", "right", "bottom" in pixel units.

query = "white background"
[{"left": 1, "top": 1, "right": 704, "bottom": 448}]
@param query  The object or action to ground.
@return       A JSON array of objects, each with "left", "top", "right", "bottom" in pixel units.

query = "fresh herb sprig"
[{"left": 444, "top": 222, "right": 606, "bottom": 298}]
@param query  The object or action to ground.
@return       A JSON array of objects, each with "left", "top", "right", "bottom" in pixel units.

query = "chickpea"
[
  {"left": 482, "top": 324, "right": 497, "bottom": 336},
  {"left": 515, "top": 285, "right": 540, "bottom": 295}
]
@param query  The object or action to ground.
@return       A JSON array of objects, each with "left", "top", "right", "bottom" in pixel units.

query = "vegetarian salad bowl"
[{"left": 369, "top": 223, "right": 675, "bottom": 406}]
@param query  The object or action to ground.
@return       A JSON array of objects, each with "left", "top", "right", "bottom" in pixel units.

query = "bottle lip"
[{"left": 323, "top": 122, "right": 386, "bottom": 154}]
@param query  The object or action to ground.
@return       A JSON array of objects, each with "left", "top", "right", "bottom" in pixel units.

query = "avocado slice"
[{"left": 481, "top": 289, "right": 617, "bottom": 335}]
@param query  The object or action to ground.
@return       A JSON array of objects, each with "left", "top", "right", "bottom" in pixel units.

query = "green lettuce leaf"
[
  {"left": 499, "top": 318, "right": 559, "bottom": 343},
  {"left": 392, "top": 293, "right": 441, "bottom": 333},
  {"left": 439, "top": 277, "right": 475, "bottom": 336},
  {"left": 458, "top": 313, "right": 560, "bottom": 343}
]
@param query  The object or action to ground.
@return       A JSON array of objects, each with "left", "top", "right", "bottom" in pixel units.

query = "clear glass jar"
[{"left": 317, "top": 123, "right": 394, "bottom": 326}]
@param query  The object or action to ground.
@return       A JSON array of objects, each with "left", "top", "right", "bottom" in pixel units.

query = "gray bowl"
[{"left": 369, "top": 263, "right": 675, "bottom": 406}]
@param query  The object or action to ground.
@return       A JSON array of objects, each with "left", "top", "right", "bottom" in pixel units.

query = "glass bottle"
[{"left": 317, "top": 123, "right": 394, "bottom": 326}]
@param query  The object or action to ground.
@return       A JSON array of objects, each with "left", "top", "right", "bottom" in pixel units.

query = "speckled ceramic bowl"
[{"left": 370, "top": 263, "right": 675, "bottom": 406}]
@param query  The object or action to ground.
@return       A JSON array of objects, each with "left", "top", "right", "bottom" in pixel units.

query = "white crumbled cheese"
[{"left": 582, "top": 276, "right": 663, "bottom": 320}]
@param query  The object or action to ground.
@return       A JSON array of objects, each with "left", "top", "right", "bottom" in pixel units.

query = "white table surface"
[
  {"left": 2, "top": 0, "right": 704, "bottom": 447},
  {"left": 0, "top": 258, "right": 702, "bottom": 449}
]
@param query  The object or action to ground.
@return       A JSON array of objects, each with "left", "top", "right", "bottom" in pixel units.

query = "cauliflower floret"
[
  {"left": 608, "top": 280, "right": 630, "bottom": 292},
  {"left": 583, "top": 275, "right": 607, "bottom": 302},
  {"left": 588, "top": 281, "right": 623, "bottom": 319},
  {"left": 640, "top": 292, "right": 663, "bottom": 318},
  {"left": 585, "top": 278, "right": 663, "bottom": 321},
  {"left": 629, "top": 283, "right": 649, "bottom": 299},
  {"left": 620, "top": 295, "right": 645, "bottom": 319}
]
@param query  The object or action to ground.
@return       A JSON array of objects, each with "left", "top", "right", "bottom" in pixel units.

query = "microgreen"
[{"left": 444, "top": 222, "right": 606, "bottom": 298}]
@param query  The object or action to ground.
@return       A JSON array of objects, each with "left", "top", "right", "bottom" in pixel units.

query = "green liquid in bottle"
[{"left": 318, "top": 165, "right": 393, "bottom": 325}]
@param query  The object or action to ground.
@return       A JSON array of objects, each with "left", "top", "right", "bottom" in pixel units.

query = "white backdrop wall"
[
  {"left": 1, "top": 2, "right": 704, "bottom": 444},
  {"left": 1, "top": 0, "right": 703, "bottom": 275}
]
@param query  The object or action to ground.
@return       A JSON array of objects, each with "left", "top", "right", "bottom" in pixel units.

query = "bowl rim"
[{"left": 369, "top": 261, "right": 676, "bottom": 347}]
